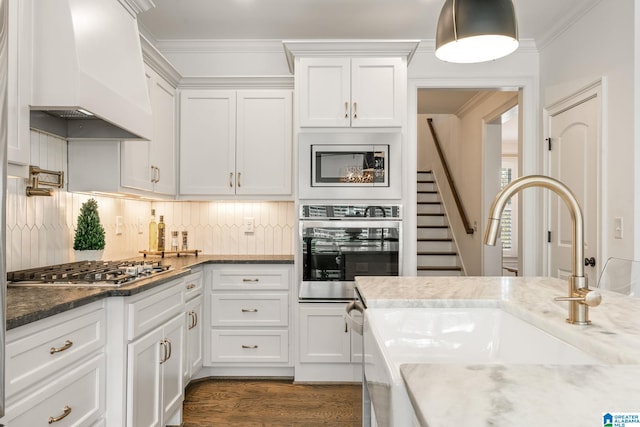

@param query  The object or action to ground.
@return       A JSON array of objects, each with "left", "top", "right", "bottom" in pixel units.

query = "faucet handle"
[{"left": 554, "top": 288, "right": 602, "bottom": 307}]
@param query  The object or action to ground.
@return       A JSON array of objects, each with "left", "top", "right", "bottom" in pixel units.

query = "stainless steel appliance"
[
  {"left": 298, "top": 204, "right": 401, "bottom": 302},
  {"left": 0, "top": 0, "right": 7, "bottom": 418},
  {"left": 7, "top": 260, "right": 172, "bottom": 287},
  {"left": 298, "top": 132, "right": 402, "bottom": 200}
]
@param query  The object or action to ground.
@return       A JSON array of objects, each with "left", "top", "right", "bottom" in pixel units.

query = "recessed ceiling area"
[{"left": 417, "top": 89, "right": 481, "bottom": 115}]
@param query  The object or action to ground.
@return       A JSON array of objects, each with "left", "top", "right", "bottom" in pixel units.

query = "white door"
[
  {"left": 548, "top": 93, "right": 599, "bottom": 286},
  {"left": 161, "top": 315, "right": 185, "bottom": 425}
]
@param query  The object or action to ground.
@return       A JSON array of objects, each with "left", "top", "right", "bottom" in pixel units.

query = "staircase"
[{"left": 416, "top": 171, "right": 463, "bottom": 276}]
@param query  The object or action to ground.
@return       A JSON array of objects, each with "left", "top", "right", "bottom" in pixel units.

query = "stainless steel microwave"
[{"left": 299, "top": 132, "right": 402, "bottom": 199}]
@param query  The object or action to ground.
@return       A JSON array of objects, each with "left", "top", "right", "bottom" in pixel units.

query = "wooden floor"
[{"left": 181, "top": 379, "right": 362, "bottom": 427}]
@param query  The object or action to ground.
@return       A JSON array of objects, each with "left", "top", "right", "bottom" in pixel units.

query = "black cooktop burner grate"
[{"left": 7, "top": 260, "right": 171, "bottom": 285}]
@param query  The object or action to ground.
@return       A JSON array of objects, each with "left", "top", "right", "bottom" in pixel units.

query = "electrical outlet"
[
  {"left": 244, "top": 217, "right": 255, "bottom": 233},
  {"left": 115, "top": 216, "right": 124, "bottom": 235},
  {"left": 614, "top": 217, "right": 623, "bottom": 239}
]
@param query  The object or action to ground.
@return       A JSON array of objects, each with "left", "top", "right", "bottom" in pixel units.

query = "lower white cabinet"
[
  {"left": 296, "top": 303, "right": 363, "bottom": 382},
  {"left": 204, "top": 264, "right": 293, "bottom": 372},
  {"left": 184, "top": 268, "right": 204, "bottom": 382},
  {"left": 105, "top": 276, "right": 187, "bottom": 427},
  {"left": 1, "top": 300, "right": 107, "bottom": 425},
  {"left": 127, "top": 314, "right": 185, "bottom": 427}
]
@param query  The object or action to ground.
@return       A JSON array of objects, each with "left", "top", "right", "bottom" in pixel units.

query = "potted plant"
[{"left": 73, "top": 198, "right": 106, "bottom": 261}]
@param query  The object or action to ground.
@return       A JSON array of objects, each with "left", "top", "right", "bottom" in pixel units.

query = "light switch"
[
  {"left": 614, "top": 217, "right": 623, "bottom": 239},
  {"left": 244, "top": 217, "right": 255, "bottom": 233}
]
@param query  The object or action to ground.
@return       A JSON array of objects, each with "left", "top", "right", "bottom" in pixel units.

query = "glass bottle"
[
  {"left": 181, "top": 231, "right": 188, "bottom": 251},
  {"left": 157, "top": 215, "right": 166, "bottom": 251},
  {"left": 171, "top": 231, "right": 179, "bottom": 251},
  {"left": 148, "top": 209, "right": 157, "bottom": 251}
]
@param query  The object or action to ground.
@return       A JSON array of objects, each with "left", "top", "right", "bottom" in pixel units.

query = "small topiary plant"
[{"left": 73, "top": 198, "right": 106, "bottom": 251}]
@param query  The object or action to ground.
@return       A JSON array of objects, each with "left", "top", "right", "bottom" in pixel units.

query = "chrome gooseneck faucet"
[{"left": 484, "top": 175, "right": 601, "bottom": 325}]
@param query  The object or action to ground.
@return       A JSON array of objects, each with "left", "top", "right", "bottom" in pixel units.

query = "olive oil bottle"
[
  {"left": 148, "top": 209, "right": 157, "bottom": 251},
  {"left": 157, "top": 215, "right": 166, "bottom": 251}
]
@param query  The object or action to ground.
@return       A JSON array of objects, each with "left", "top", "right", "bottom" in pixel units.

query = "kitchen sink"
[{"left": 363, "top": 307, "right": 601, "bottom": 427}]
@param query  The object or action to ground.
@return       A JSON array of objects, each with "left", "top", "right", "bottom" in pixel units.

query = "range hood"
[{"left": 30, "top": 0, "right": 152, "bottom": 140}]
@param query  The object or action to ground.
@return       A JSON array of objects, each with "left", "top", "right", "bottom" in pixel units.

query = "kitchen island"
[
  {"left": 356, "top": 276, "right": 640, "bottom": 427},
  {"left": 7, "top": 254, "right": 293, "bottom": 329}
]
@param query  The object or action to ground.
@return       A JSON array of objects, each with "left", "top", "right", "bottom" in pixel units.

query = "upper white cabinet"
[
  {"left": 297, "top": 57, "right": 405, "bottom": 128},
  {"left": 7, "top": 0, "right": 31, "bottom": 168},
  {"left": 179, "top": 90, "right": 292, "bottom": 197},
  {"left": 121, "top": 65, "right": 177, "bottom": 196}
]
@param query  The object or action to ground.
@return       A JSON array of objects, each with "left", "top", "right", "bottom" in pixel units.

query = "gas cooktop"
[{"left": 7, "top": 260, "right": 172, "bottom": 288}]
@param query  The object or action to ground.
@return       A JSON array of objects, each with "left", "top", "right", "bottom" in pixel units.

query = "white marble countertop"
[{"left": 355, "top": 276, "right": 640, "bottom": 427}]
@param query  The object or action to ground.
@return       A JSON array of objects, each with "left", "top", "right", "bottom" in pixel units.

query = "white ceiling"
[{"left": 138, "top": 0, "right": 602, "bottom": 46}]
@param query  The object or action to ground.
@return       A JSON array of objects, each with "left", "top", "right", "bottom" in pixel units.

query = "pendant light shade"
[{"left": 435, "top": 0, "right": 519, "bottom": 63}]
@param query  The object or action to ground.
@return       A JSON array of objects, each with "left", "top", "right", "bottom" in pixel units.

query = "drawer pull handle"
[
  {"left": 160, "top": 340, "right": 168, "bottom": 364},
  {"left": 48, "top": 405, "right": 72, "bottom": 424},
  {"left": 242, "top": 345, "right": 258, "bottom": 349},
  {"left": 242, "top": 278, "right": 259, "bottom": 282},
  {"left": 241, "top": 308, "right": 258, "bottom": 313},
  {"left": 186, "top": 283, "right": 196, "bottom": 290},
  {"left": 50, "top": 340, "right": 73, "bottom": 355},
  {"left": 188, "top": 311, "right": 198, "bottom": 329}
]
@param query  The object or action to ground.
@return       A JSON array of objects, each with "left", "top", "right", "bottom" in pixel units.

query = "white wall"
[{"left": 540, "top": 0, "right": 636, "bottom": 263}]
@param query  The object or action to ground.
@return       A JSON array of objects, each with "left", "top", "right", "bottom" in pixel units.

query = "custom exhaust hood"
[{"left": 30, "top": 0, "right": 152, "bottom": 141}]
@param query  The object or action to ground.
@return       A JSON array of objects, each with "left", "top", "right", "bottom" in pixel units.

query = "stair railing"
[{"left": 426, "top": 118, "right": 475, "bottom": 234}]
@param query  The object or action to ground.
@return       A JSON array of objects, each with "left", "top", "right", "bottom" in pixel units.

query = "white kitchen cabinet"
[
  {"left": 204, "top": 264, "right": 293, "bottom": 370},
  {"left": 184, "top": 268, "right": 204, "bottom": 382},
  {"left": 295, "top": 303, "right": 363, "bottom": 382},
  {"left": 179, "top": 90, "right": 292, "bottom": 197},
  {"left": 67, "top": 63, "right": 177, "bottom": 198},
  {"left": 121, "top": 64, "right": 177, "bottom": 195},
  {"left": 297, "top": 57, "right": 405, "bottom": 128},
  {"left": 7, "top": 0, "right": 31, "bottom": 169},
  {"left": 1, "top": 300, "right": 106, "bottom": 425},
  {"left": 127, "top": 314, "right": 185, "bottom": 427},
  {"left": 105, "top": 276, "right": 186, "bottom": 427}
]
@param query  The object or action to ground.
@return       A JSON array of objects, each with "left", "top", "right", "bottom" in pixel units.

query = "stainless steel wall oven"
[{"left": 298, "top": 204, "right": 402, "bottom": 302}]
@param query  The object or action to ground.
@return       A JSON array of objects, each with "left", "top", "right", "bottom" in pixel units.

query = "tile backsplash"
[{"left": 6, "top": 131, "right": 294, "bottom": 272}]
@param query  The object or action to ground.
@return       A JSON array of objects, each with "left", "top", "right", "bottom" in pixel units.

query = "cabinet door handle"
[
  {"left": 242, "top": 278, "right": 259, "bottom": 283},
  {"left": 237, "top": 172, "right": 241, "bottom": 188},
  {"left": 353, "top": 101, "right": 358, "bottom": 119},
  {"left": 229, "top": 172, "right": 234, "bottom": 187},
  {"left": 50, "top": 340, "right": 73, "bottom": 355},
  {"left": 166, "top": 338, "right": 172, "bottom": 361},
  {"left": 48, "top": 405, "right": 72, "bottom": 424},
  {"left": 186, "top": 283, "right": 196, "bottom": 290},
  {"left": 241, "top": 308, "right": 258, "bottom": 313},
  {"left": 344, "top": 101, "right": 349, "bottom": 118},
  {"left": 242, "top": 345, "right": 258, "bottom": 349},
  {"left": 160, "top": 339, "right": 167, "bottom": 364},
  {"left": 188, "top": 311, "right": 198, "bottom": 329},
  {"left": 193, "top": 311, "right": 198, "bottom": 327},
  {"left": 155, "top": 166, "right": 161, "bottom": 183},
  {"left": 345, "top": 321, "right": 348, "bottom": 333}
]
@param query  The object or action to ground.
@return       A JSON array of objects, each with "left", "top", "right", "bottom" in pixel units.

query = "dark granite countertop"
[{"left": 7, "top": 254, "right": 294, "bottom": 330}]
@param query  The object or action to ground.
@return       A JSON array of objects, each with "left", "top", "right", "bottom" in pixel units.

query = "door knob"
[{"left": 584, "top": 257, "right": 596, "bottom": 267}]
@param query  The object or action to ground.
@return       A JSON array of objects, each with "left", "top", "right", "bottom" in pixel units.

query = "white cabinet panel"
[
  {"left": 185, "top": 295, "right": 203, "bottom": 381},
  {"left": 209, "top": 330, "right": 288, "bottom": 363},
  {"left": 179, "top": 90, "right": 292, "bottom": 197},
  {"left": 298, "top": 304, "right": 351, "bottom": 363},
  {"left": 127, "top": 327, "right": 163, "bottom": 427},
  {"left": 211, "top": 293, "right": 288, "bottom": 326},
  {"left": 297, "top": 57, "right": 404, "bottom": 128}
]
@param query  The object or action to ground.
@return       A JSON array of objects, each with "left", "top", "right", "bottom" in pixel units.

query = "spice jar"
[
  {"left": 171, "top": 231, "right": 179, "bottom": 251},
  {"left": 182, "top": 231, "right": 188, "bottom": 251}
]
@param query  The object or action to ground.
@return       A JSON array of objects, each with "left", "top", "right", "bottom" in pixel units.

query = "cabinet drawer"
[
  {"left": 2, "top": 354, "right": 105, "bottom": 426},
  {"left": 6, "top": 302, "right": 105, "bottom": 397},
  {"left": 127, "top": 278, "right": 185, "bottom": 340},
  {"left": 209, "top": 330, "right": 288, "bottom": 363},
  {"left": 184, "top": 269, "right": 203, "bottom": 301},
  {"left": 211, "top": 293, "right": 288, "bottom": 326},
  {"left": 212, "top": 266, "right": 290, "bottom": 290}
]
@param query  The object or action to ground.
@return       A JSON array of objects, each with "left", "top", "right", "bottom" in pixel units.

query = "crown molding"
[
  {"left": 118, "top": 0, "right": 155, "bottom": 17},
  {"left": 140, "top": 35, "right": 182, "bottom": 87},
  {"left": 178, "top": 76, "right": 294, "bottom": 90},
  {"left": 282, "top": 39, "right": 421, "bottom": 73},
  {"left": 155, "top": 39, "right": 287, "bottom": 54}
]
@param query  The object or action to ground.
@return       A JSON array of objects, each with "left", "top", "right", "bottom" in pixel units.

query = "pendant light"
[{"left": 435, "top": 0, "right": 519, "bottom": 63}]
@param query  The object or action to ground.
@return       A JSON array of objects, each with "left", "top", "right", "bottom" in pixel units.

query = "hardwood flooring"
[{"left": 181, "top": 379, "right": 362, "bottom": 427}]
